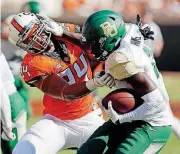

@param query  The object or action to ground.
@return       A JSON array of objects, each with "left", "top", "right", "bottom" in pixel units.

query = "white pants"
[
  {"left": 13, "top": 108, "right": 105, "bottom": 154},
  {"left": 158, "top": 75, "right": 180, "bottom": 139}
]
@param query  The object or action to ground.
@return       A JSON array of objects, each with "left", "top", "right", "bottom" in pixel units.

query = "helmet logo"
[{"left": 100, "top": 22, "right": 117, "bottom": 37}]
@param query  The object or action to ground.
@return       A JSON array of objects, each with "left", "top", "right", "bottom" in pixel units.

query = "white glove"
[
  {"left": 86, "top": 71, "right": 115, "bottom": 91},
  {"left": 44, "top": 20, "right": 64, "bottom": 37},
  {"left": 99, "top": 100, "right": 121, "bottom": 124},
  {"left": 94, "top": 71, "right": 115, "bottom": 88},
  {"left": 37, "top": 14, "right": 64, "bottom": 37},
  {"left": 1, "top": 125, "right": 16, "bottom": 141}
]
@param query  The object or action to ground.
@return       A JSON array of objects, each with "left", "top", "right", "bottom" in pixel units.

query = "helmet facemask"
[
  {"left": 16, "top": 19, "right": 52, "bottom": 54},
  {"left": 90, "top": 38, "right": 109, "bottom": 61},
  {"left": 88, "top": 35, "right": 122, "bottom": 61}
]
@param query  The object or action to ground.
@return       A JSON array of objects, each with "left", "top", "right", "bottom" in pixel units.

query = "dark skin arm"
[
  {"left": 33, "top": 74, "right": 92, "bottom": 101},
  {"left": 63, "top": 30, "right": 82, "bottom": 40},
  {"left": 63, "top": 30, "right": 82, "bottom": 46},
  {"left": 126, "top": 72, "right": 157, "bottom": 97}
]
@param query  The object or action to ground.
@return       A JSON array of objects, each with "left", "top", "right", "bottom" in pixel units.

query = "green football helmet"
[{"left": 81, "top": 10, "right": 126, "bottom": 61}]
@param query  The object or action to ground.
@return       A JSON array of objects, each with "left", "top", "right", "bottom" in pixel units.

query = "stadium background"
[{"left": 1, "top": 0, "right": 180, "bottom": 153}]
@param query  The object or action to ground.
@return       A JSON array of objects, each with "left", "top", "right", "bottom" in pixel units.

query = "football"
[{"left": 101, "top": 89, "right": 143, "bottom": 114}]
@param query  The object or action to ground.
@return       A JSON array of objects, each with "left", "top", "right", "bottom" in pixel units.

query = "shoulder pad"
[{"left": 106, "top": 49, "right": 143, "bottom": 80}]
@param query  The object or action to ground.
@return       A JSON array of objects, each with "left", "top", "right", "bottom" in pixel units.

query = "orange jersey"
[{"left": 21, "top": 37, "right": 97, "bottom": 120}]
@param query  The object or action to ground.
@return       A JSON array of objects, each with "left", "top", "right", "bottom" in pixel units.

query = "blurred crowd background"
[
  {"left": 1, "top": 0, "right": 180, "bottom": 23},
  {"left": 1, "top": 0, "right": 180, "bottom": 70}
]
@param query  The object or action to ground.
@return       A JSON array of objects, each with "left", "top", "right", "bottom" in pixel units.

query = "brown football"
[{"left": 101, "top": 89, "right": 143, "bottom": 114}]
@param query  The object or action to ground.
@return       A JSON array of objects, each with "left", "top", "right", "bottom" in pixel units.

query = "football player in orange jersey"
[{"left": 9, "top": 12, "right": 115, "bottom": 154}]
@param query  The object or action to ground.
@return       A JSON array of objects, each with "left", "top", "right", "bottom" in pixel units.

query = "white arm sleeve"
[
  {"left": 118, "top": 89, "right": 166, "bottom": 123},
  {"left": 0, "top": 78, "right": 12, "bottom": 128}
]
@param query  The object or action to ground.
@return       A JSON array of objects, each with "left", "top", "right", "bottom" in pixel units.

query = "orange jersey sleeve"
[{"left": 20, "top": 53, "right": 59, "bottom": 85}]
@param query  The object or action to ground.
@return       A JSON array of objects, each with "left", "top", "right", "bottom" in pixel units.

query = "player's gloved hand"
[
  {"left": 136, "top": 14, "right": 154, "bottom": 40},
  {"left": 44, "top": 20, "right": 64, "bottom": 37},
  {"left": 94, "top": 71, "right": 115, "bottom": 88},
  {"left": 1, "top": 125, "right": 16, "bottom": 141},
  {"left": 99, "top": 100, "right": 120, "bottom": 124},
  {"left": 86, "top": 71, "right": 115, "bottom": 91},
  {"left": 36, "top": 14, "right": 64, "bottom": 37}
]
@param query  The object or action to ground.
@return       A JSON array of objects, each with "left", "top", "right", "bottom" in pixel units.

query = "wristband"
[{"left": 86, "top": 79, "right": 98, "bottom": 91}]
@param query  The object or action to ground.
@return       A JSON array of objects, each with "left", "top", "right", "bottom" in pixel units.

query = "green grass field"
[{"left": 27, "top": 72, "right": 180, "bottom": 154}]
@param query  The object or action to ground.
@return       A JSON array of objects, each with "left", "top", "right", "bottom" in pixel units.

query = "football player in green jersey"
[{"left": 76, "top": 10, "right": 172, "bottom": 154}]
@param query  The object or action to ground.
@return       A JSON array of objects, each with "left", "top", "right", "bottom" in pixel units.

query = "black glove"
[{"left": 136, "top": 15, "right": 154, "bottom": 40}]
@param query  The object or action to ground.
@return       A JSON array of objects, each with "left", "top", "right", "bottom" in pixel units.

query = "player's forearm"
[
  {"left": 40, "top": 73, "right": 114, "bottom": 101},
  {"left": 127, "top": 72, "right": 156, "bottom": 97},
  {"left": 63, "top": 30, "right": 82, "bottom": 40},
  {"left": 63, "top": 75, "right": 114, "bottom": 101},
  {"left": 56, "top": 79, "right": 102, "bottom": 101},
  {"left": 62, "top": 81, "right": 92, "bottom": 101},
  {"left": 40, "top": 75, "right": 99, "bottom": 101},
  {"left": 118, "top": 89, "right": 166, "bottom": 123}
]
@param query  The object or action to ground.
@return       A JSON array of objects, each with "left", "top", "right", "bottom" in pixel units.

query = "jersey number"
[
  {"left": 20, "top": 65, "right": 31, "bottom": 78},
  {"left": 58, "top": 54, "right": 88, "bottom": 84},
  {"left": 143, "top": 46, "right": 159, "bottom": 79}
]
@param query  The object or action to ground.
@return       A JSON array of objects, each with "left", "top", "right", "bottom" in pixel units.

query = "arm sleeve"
[{"left": 118, "top": 88, "right": 166, "bottom": 123}]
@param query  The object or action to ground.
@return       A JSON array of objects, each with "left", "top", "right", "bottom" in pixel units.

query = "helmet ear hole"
[{"left": 109, "top": 16, "right": 115, "bottom": 21}]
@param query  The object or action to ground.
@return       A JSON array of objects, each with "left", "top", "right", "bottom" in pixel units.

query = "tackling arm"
[
  {"left": 33, "top": 73, "right": 114, "bottom": 101},
  {"left": 63, "top": 30, "right": 82, "bottom": 40},
  {"left": 34, "top": 74, "right": 91, "bottom": 101}
]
